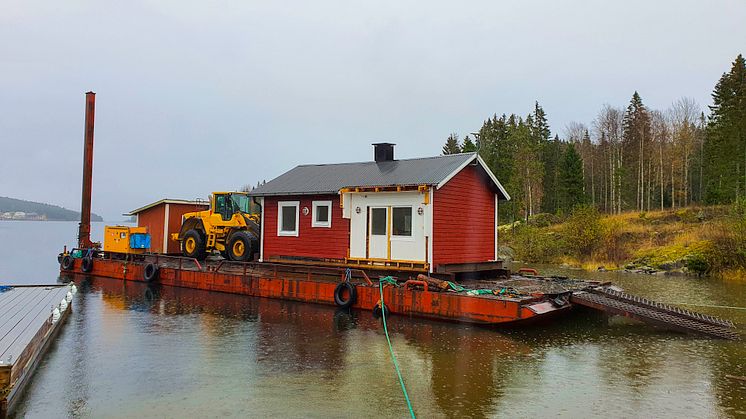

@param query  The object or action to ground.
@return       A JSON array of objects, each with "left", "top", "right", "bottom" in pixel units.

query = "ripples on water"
[{"left": 1, "top": 222, "right": 745, "bottom": 418}]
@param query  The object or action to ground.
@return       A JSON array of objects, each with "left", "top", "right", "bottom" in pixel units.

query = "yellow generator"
[{"left": 104, "top": 226, "right": 151, "bottom": 254}]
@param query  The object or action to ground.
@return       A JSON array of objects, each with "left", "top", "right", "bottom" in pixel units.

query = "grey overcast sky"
[{"left": 1, "top": 0, "right": 744, "bottom": 220}]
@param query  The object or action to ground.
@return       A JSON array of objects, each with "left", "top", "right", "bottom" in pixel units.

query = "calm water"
[{"left": 1, "top": 221, "right": 745, "bottom": 418}]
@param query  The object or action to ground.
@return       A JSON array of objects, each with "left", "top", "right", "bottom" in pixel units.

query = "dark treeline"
[
  {"left": 442, "top": 54, "right": 746, "bottom": 222},
  {"left": 0, "top": 196, "right": 104, "bottom": 221}
]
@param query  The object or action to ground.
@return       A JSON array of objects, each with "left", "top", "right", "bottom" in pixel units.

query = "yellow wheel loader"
[{"left": 173, "top": 192, "right": 261, "bottom": 261}]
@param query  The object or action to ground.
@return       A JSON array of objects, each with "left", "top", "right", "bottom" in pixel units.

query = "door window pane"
[
  {"left": 392, "top": 207, "right": 412, "bottom": 236},
  {"left": 371, "top": 208, "right": 387, "bottom": 235},
  {"left": 281, "top": 206, "right": 296, "bottom": 232}
]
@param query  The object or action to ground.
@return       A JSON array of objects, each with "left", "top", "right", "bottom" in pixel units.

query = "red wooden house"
[{"left": 250, "top": 143, "right": 510, "bottom": 274}]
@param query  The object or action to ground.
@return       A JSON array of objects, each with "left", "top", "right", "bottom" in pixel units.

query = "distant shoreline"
[{"left": 1, "top": 196, "right": 103, "bottom": 222}]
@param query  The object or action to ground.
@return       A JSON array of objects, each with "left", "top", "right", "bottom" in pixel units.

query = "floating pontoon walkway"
[
  {"left": 0, "top": 285, "right": 72, "bottom": 418},
  {"left": 570, "top": 287, "right": 739, "bottom": 340}
]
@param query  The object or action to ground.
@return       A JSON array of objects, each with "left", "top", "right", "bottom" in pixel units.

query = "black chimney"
[{"left": 373, "top": 142, "right": 395, "bottom": 162}]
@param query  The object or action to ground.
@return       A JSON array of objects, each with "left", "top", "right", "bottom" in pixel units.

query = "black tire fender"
[
  {"left": 143, "top": 263, "right": 159, "bottom": 282},
  {"left": 81, "top": 256, "right": 94, "bottom": 273},
  {"left": 372, "top": 302, "right": 389, "bottom": 319},
  {"left": 333, "top": 282, "right": 357, "bottom": 309},
  {"left": 61, "top": 255, "right": 74, "bottom": 271}
]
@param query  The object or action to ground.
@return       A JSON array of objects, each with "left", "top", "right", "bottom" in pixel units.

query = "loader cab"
[{"left": 212, "top": 192, "right": 251, "bottom": 222}]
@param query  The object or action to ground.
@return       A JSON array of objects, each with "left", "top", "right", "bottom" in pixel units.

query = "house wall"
[
  {"left": 137, "top": 206, "right": 165, "bottom": 253},
  {"left": 166, "top": 203, "right": 208, "bottom": 253},
  {"left": 137, "top": 202, "right": 208, "bottom": 254},
  {"left": 262, "top": 194, "right": 349, "bottom": 260},
  {"left": 433, "top": 164, "right": 496, "bottom": 267}
]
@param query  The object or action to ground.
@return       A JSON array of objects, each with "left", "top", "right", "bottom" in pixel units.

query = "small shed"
[{"left": 127, "top": 199, "right": 209, "bottom": 254}]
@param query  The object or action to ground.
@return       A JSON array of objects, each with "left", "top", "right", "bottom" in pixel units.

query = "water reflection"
[
  {"left": 11, "top": 270, "right": 746, "bottom": 418},
  {"left": 58, "top": 276, "right": 538, "bottom": 417},
  {"left": 396, "top": 321, "right": 532, "bottom": 417}
]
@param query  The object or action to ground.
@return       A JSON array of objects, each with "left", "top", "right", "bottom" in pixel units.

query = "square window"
[
  {"left": 277, "top": 201, "right": 299, "bottom": 236},
  {"left": 312, "top": 201, "right": 332, "bottom": 228},
  {"left": 392, "top": 207, "right": 412, "bottom": 236}
]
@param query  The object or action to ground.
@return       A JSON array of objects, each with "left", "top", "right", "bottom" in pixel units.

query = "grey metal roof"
[
  {"left": 250, "top": 153, "right": 480, "bottom": 196},
  {"left": 126, "top": 199, "right": 208, "bottom": 216}
]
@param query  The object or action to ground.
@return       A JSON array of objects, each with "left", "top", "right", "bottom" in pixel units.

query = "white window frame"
[
  {"left": 311, "top": 200, "right": 332, "bottom": 228},
  {"left": 277, "top": 201, "right": 300, "bottom": 237},
  {"left": 390, "top": 205, "right": 414, "bottom": 242}
]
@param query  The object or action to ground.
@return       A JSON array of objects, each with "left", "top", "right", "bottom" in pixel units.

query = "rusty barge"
[
  {"left": 59, "top": 252, "right": 581, "bottom": 326},
  {"left": 57, "top": 251, "right": 739, "bottom": 339},
  {"left": 57, "top": 91, "right": 738, "bottom": 340}
]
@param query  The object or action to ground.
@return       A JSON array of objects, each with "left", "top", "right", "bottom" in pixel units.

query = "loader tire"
[
  {"left": 183, "top": 229, "right": 206, "bottom": 261},
  {"left": 227, "top": 231, "right": 255, "bottom": 262}
]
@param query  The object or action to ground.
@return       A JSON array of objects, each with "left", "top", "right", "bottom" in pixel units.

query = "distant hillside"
[{"left": 0, "top": 196, "right": 103, "bottom": 221}]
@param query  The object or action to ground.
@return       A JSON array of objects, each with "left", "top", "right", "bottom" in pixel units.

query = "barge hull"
[{"left": 60, "top": 257, "right": 560, "bottom": 326}]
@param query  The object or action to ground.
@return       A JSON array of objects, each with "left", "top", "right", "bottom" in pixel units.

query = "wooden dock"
[{"left": 0, "top": 285, "right": 72, "bottom": 418}]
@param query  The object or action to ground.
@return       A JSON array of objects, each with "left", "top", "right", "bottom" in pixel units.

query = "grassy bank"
[{"left": 499, "top": 202, "right": 746, "bottom": 279}]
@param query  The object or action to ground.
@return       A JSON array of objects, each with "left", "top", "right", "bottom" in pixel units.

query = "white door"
[{"left": 368, "top": 207, "right": 389, "bottom": 259}]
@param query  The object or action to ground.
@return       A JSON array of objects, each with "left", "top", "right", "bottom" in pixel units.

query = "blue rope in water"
[{"left": 379, "top": 277, "right": 416, "bottom": 419}]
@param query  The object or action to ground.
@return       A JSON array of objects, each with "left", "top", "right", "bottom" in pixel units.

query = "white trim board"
[
  {"left": 162, "top": 203, "right": 170, "bottom": 253},
  {"left": 259, "top": 197, "right": 265, "bottom": 262},
  {"left": 435, "top": 153, "right": 511, "bottom": 201}
]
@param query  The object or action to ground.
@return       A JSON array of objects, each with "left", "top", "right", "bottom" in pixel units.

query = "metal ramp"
[{"left": 570, "top": 287, "right": 739, "bottom": 340}]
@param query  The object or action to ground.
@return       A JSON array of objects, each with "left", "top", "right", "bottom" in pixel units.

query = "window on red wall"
[
  {"left": 312, "top": 201, "right": 331, "bottom": 228},
  {"left": 278, "top": 201, "right": 299, "bottom": 236}
]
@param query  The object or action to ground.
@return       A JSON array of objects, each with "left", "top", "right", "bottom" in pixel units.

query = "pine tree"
[
  {"left": 462, "top": 135, "right": 477, "bottom": 152},
  {"left": 509, "top": 118, "right": 544, "bottom": 220},
  {"left": 559, "top": 142, "right": 586, "bottom": 211},
  {"left": 581, "top": 129, "right": 596, "bottom": 206},
  {"left": 532, "top": 101, "right": 551, "bottom": 142},
  {"left": 540, "top": 134, "right": 562, "bottom": 214},
  {"left": 704, "top": 54, "right": 746, "bottom": 203},
  {"left": 478, "top": 114, "right": 516, "bottom": 222},
  {"left": 622, "top": 91, "right": 651, "bottom": 211},
  {"left": 442, "top": 133, "right": 461, "bottom": 155}
]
